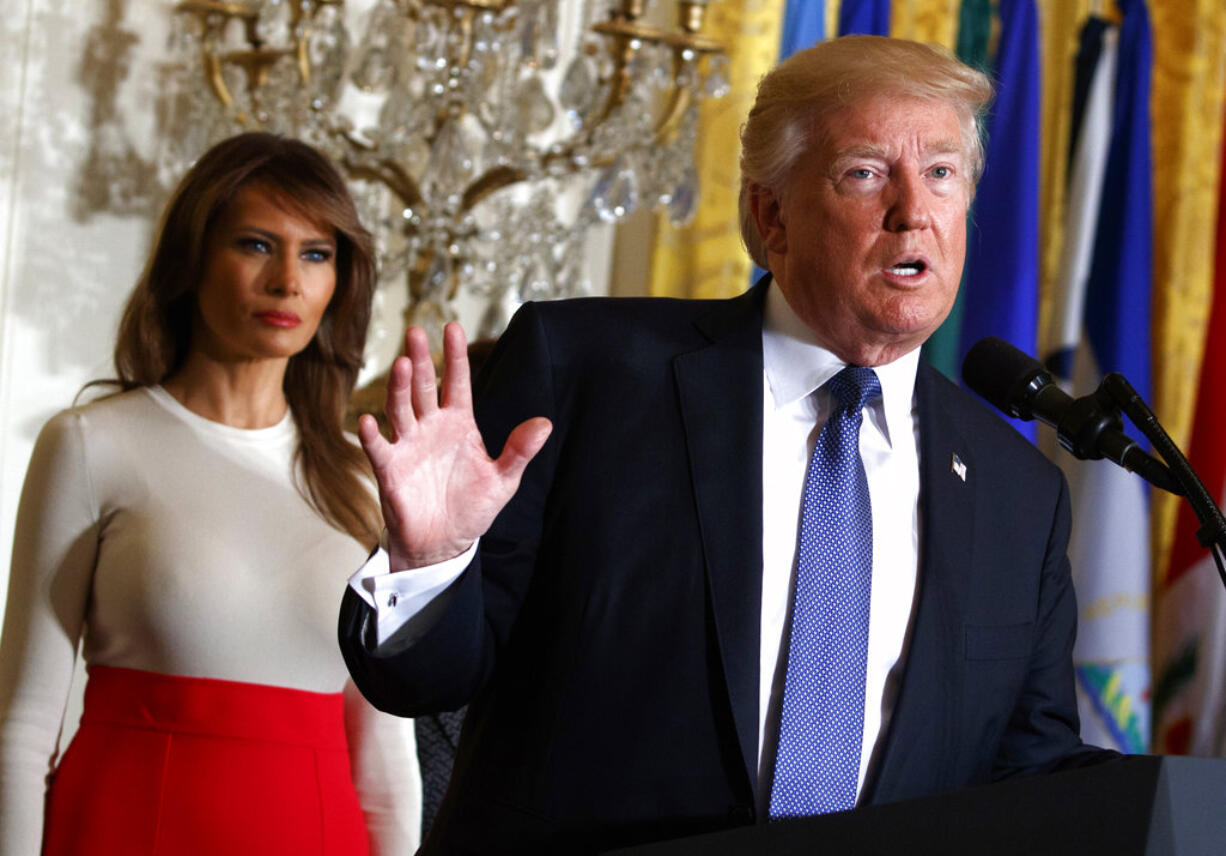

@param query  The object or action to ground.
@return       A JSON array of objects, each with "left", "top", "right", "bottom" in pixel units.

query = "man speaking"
[{"left": 340, "top": 35, "right": 1115, "bottom": 854}]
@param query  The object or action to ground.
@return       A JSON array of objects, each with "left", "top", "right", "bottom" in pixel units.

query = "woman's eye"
[
  {"left": 238, "top": 237, "right": 271, "bottom": 253},
  {"left": 303, "top": 248, "right": 333, "bottom": 263}
]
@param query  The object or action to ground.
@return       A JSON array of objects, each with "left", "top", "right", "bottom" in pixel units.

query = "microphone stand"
[{"left": 1098, "top": 372, "right": 1226, "bottom": 593}]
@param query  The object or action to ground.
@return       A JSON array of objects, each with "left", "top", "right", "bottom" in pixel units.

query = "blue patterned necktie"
[{"left": 769, "top": 366, "right": 881, "bottom": 819}]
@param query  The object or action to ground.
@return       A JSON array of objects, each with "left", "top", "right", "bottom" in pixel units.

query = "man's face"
[{"left": 752, "top": 94, "right": 970, "bottom": 367}]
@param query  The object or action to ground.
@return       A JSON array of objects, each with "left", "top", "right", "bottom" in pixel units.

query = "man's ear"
[{"left": 749, "top": 183, "right": 788, "bottom": 254}]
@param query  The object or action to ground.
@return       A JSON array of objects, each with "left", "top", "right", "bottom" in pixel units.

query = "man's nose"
[{"left": 884, "top": 173, "right": 933, "bottom": 232}]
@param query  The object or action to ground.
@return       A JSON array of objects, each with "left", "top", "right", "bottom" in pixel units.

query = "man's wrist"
[{"left": 381, "top": 528, "right": 474, "bottom": 572}]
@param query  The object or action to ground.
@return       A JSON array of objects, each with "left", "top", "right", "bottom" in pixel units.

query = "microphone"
[{"left": 962, "top": 336, "right": 1180, "bottom": 494}]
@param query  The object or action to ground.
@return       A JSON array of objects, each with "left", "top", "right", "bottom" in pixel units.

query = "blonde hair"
[
  {"left": 114, "top": 132, "right": 381, "bottom": 546},
  {"left": 738, "top": 35, "right": 994, "bottom": 267}
]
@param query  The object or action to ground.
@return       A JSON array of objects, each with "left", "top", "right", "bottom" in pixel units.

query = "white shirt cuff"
[{"left": 347, "top": 541, "right": 479, "bottom": 646}]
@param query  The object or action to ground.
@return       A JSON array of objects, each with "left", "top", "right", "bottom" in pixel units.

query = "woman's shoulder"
[
  {"left": 22, "top": 389, "right": 161, "bottom": 501},
  {"left": 33, "top": 387, "right": 192, "bottom": 475},
  {"left": 42, "top": 386, "right": 158, "bottom": 437},
  {"left": 44, "top": 382, "right": 161, "bottom": 434},
  {"left": 68, "top": 383, "right": 157, "bottom": 413}
]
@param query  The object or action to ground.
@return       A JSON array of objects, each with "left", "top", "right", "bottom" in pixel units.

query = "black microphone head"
[{"left": 961, "top": 336, "right": 1051, "bottom": 420}]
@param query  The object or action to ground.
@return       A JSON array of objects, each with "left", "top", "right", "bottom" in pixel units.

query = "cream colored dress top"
[{"left": 0, "top": 386, "right": 420, "bottom": 856}]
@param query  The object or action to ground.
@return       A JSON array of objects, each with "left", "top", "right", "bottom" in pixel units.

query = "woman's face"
[{"left": 192, "top": 182, "right": 338, "bottom": 366}]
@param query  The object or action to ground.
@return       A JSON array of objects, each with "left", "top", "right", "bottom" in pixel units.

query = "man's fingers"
[
  {"left": 357, "top": 412, "right": 390, "bottom": 467},
  {"left": 496, "top": 417, "right": 553, "bottom": 483},
  {"left": 384, "top": 355, "right": 416, "bottom": 439},
  {"left": 407, "top": 327, "right": 440, "bottom": 417},
  {"left": 440, "top": 322, "right": 473, "bottom": 412}
]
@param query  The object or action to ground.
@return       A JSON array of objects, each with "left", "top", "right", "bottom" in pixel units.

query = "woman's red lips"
[{"left": 254, "top": 310, "right": 301, "bottom": 328}]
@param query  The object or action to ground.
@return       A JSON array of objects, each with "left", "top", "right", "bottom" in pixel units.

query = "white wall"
[
  {"left": 0, "top": 0, "right": 182, "bottom": 754},
  {"left": 1, "top": 0, "right": 172, "bottom": 608}
]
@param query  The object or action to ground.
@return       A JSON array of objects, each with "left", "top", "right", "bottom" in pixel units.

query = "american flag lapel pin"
[{"left": 951, "top": 453, "right": 967, "bottom": 482}]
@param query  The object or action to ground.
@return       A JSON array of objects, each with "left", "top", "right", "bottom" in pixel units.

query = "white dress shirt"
[{"left": 349, "top": 283, "right": 923, "bottom": 808}]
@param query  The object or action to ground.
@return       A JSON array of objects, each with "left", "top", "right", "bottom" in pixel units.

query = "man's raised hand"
[{"left": 357, "top": 322, "right": 552, "bottom": 571}]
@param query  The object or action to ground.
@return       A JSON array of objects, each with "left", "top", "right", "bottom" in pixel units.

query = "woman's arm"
[
  {"left": 0, "top": 411, "right": 99, "bottom": 854},
  {"left": 342, "top": 679, "right": 422, "bottom": 856}
]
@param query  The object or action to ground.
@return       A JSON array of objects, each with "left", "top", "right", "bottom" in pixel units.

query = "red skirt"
[{"left": 43, "top": 665, "right": 369, "bottom": 855}]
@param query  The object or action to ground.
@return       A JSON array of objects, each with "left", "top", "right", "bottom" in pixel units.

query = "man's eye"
[
  {"left": 930, "top": 166, "right": 953, "bottom": 179},
  {"left": 849, "top": 168, "right": 874, "bottom": 179}
]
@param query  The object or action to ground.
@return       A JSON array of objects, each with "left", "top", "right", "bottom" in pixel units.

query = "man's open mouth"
[{"left": 885, "top": 260, "right": 927, "bottom": 276}]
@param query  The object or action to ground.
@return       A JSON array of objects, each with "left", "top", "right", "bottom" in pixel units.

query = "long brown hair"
[{"left": 114, "top": 132, "right": 380, "bottom": 546}]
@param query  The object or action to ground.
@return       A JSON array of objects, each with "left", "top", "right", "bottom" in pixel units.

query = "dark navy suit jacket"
[{"left": 340, "top": 283, "right": 1114, "bottom": 854}]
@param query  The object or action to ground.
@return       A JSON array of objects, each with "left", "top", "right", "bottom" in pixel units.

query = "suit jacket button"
[{"left": 727, "top": 805, "right": 754, "bottom": 824}]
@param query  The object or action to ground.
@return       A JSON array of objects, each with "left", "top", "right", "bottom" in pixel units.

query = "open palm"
[{"left": 358, "top": 323, "right": 552, "bottom": 570}]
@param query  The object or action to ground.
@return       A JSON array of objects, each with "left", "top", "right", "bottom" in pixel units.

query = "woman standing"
[{"left": 0, "top": 133, "right": 419, "bottom": 854}]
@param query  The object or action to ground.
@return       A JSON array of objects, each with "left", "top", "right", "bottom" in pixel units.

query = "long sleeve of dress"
[
  {"left": 0, "top": 412, "right": 97, "bottom": 856},
  {"left": 344, "top": 680, "right": 422, "bottom": 855}
]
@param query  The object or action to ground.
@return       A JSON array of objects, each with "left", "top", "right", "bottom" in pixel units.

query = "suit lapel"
[
  {"left": 868, "top": 364, "right": 977, "bottom": 802},
  {"left": 673, "top": 284, "right": 766, "bottom": 792}
]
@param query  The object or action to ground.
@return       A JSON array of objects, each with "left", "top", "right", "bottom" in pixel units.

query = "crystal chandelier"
[{"left": 166, "top": 0, "right": 728, "bottom": 366}]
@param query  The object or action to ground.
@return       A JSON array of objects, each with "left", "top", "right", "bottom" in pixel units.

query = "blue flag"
[
  {"left": 838, "top": 0, "right": 889, "bottom": 36},
  {"left": 781, "top": 0, "right": 825, "bottom": 58},
  {"left": 957, "top": 0, "right": 1042, "bottom": 441},
  {"left": 1085, "top": 0, "right": 1152, "bottom": 418}
]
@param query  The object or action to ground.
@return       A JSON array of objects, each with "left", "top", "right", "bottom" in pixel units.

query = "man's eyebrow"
[
  {"left": 831, "top": 140, "right": 965, "bottom": 162},
  {"left": 832, "top": 144, "right": 890, "bottom": 161},
  {"left": 925, "top": 139, "right": 964, "bottom": 156}
]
